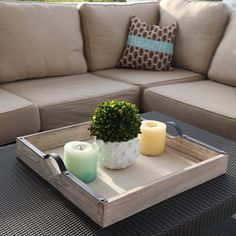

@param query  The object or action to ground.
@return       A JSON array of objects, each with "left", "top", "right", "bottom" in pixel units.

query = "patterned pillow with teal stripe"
[{"left": 117, "top": 16, "right": 177, "bottom": 71}]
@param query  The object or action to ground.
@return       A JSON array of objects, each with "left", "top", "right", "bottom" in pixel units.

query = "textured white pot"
[{"left": 96, "top": 138, "right": 139, "bottom": 169}]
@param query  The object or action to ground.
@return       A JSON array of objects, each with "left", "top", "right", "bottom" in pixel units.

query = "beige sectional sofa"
[{"left": 0, "top": 0, "right": 235, "bottom": 145}]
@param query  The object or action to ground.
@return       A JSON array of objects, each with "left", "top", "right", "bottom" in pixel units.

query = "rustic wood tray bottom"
[{"left": 46, "top": 139, "right": 198, "bottom": 199}]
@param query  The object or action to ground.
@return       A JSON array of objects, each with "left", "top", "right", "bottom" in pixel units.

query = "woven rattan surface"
[
  {"left": 0, "top": 111, "right": 236, "bottom": 235},
  {"left": 202, "top": 217, "right": 236, "bottom": 236}
]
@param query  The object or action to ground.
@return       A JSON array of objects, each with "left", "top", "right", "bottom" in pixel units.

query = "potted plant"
[{"left": 89, "top": 100, "right": 141, "bottom": 169}]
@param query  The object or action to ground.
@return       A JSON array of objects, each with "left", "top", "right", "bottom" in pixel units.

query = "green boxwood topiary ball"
[{"left": 89, "top": 100, "right": 141, "bottom": 143}]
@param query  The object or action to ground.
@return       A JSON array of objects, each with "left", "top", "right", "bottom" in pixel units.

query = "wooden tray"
[{"left": 16, "top": 121, "right": 228, "bottom": 228}]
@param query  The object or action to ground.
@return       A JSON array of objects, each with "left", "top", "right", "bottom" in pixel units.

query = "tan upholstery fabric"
[
  {"left": 79, "top": 2, "right": 159, "bottom": 71},
  {"left": 159, "top": 0, "right": 230, "bottom": 74},
  {"left": 143, "top": 80, "right": 236, "bottom": 141},
  {"left": 0, "top": 2, "right": 87, "bottom": 83},
  {"left": 94, "top": 68, "right": 204, "bottom": 93},
  {"left": 0, "top": 89, "right": 40, "bottom": 145},
  {"left": 208, "top": 11, "right": 236, "bottom": 87},
  {"left": 2, "top": 74, "right": 139, "bottom": 131}
]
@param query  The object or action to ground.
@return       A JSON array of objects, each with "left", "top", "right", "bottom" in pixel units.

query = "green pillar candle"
[{"left": 64, "top": 141, "right": 98, "bottom": 183}]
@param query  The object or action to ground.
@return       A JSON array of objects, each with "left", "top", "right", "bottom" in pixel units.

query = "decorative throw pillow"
[{"left": 117, "top": 16, "right": 177, "bottom": 71}]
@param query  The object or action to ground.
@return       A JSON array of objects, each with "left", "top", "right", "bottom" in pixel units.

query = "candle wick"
[{"left": 78, "top": 145, "right": 84, "bottom": 151}]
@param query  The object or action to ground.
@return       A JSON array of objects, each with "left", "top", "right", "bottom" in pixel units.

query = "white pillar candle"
[
  {"left": 139, "top": 120, "right": 166, "bottom": 156},
  {"left": 64, "top": 141, "right": 98, "bottom": 183}
]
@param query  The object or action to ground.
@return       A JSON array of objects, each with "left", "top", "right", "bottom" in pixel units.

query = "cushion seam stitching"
[
  {"left": 0, "top": 104, "right": 37, "bottom": 117},
  {"left": 82, "top": 5, "right": 93, "bottom": 71},
  {"left": 147, "top": 89, "right": 236, "bottom": 121},
  {"left": 39, "top": 87, "right": 139, "bottom": 109}
]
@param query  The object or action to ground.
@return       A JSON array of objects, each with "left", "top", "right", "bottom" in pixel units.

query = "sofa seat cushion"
[
  {"left": 0, "top": 89, "right": 40, "bottom": 145},
  {"left": 143, "top": 80, "right": 236, "bottom": 140},
  {"left": 208, "top": 11, "right": 236, "bottom": 87},
  {"left": 94, "top": 68, "right": 204, "bottom": 93},
  {"left": 79, "top": 2, "right": 159, "bottom": 71},
  {"left": 2, "top": 74, "right": 139, "bottom": 131},
  {"left": 159, "top": 0, "right": 230, "bottom": 74},
  {"left": 0, "top": 2, "right": 87, "bottom": 83}
]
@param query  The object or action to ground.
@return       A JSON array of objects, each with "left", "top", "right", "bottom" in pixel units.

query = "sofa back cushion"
[
  {"left": 79, "top": 2, "right": 159, "bottom": 71},
  {"left": 159, "top": 0, "right": 230, "bottom": 74},
  {"left": 0, "top": 2, "right": 87, "bottom": 83},
  {"left": 208, "top": 11, "right": 236, "bottom": 86}
]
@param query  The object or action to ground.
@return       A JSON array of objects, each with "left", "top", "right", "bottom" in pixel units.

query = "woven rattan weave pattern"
[
  {"left": 202, "top": 217, "right": 236, "bottom": 236},
  {"left": 0, "top": 111, "right": 236, "bottom": 236}
]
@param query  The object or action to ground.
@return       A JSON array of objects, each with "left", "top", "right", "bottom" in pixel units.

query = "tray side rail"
[
  {"left": 23, "top": 121, "right": 92, "bottom": 151},
  {"left": 17, "top": 137, "right": 107, "bottom": 227},
  {"left": 102, "top": 153, "right": 228, "bottom": 227}
]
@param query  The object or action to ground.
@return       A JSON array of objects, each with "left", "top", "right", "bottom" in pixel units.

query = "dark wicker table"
[{"left": 1, "top": 111, "right": 236, "bottom": 236}]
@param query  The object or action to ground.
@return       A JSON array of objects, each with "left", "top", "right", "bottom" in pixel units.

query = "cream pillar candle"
[
  {"left": 139, "top": 120, "right": 166, "bottom": 156},
  {"left": 64, "top": 141, "right": 98, "bottom": 183}
]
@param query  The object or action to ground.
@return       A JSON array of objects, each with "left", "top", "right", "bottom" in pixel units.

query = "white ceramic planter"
[{"left": 96, "top": 138, "right": 139, "bottom": 169}]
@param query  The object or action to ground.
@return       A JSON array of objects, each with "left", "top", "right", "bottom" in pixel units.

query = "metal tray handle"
[
  {"left": 166, "top": 121, "right": 226, "bottom": 154},
  {"left": 44, "top": 153, "right": 67, "bottom": 172}
]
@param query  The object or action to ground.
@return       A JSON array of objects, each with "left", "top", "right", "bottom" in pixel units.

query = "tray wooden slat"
[{"left": 102, "top": 154, "right": 226, "bottom": 227}]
